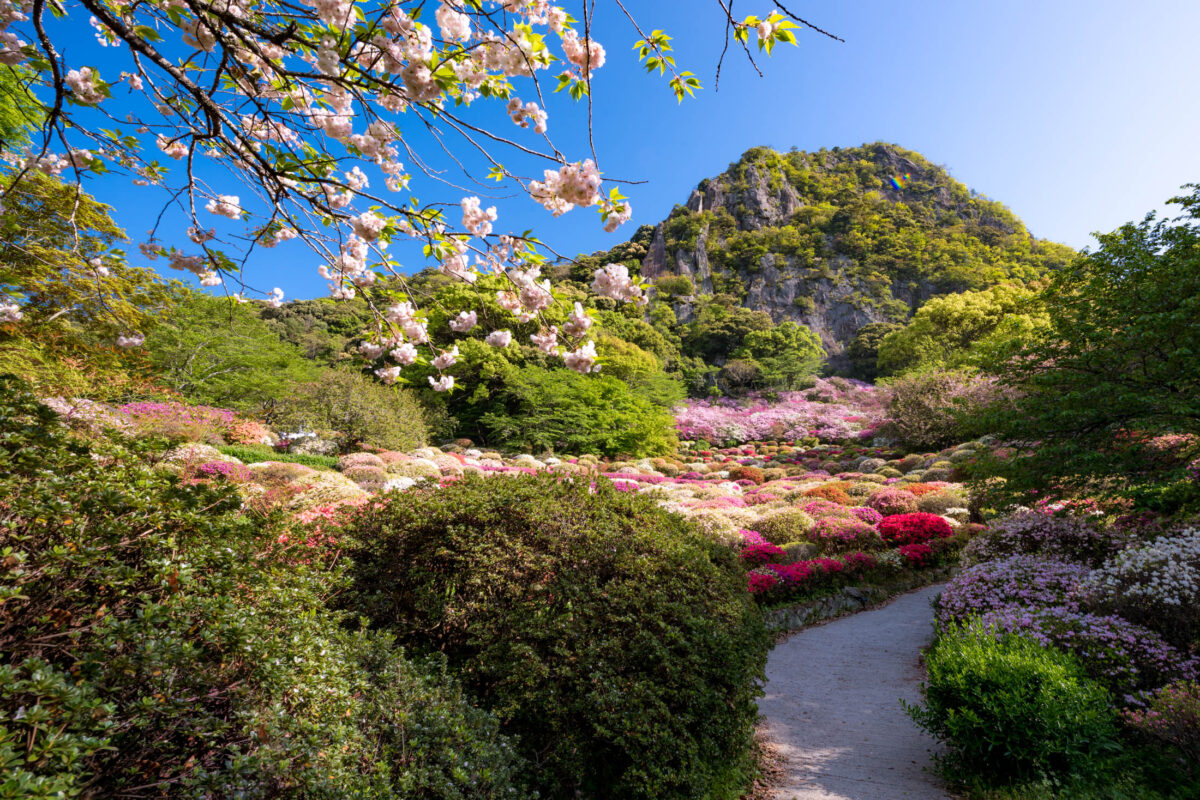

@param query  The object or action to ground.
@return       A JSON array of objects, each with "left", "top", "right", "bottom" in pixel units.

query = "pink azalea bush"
[{"left": 675, "top": 379, "right": 889, "bottom": 445}]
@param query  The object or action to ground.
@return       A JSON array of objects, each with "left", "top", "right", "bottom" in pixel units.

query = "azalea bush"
[
  {"left": 960, "top": 509, "right": 1128, "bottom": 568},
  {"left": 1124, "top": 681, "right": 1200, "bottom": 771},
  {"left": 119, "top": 400, "right": 236, "bottom": 443},
  {"left": 877, "top": 512, "right": 954, "bottom": 546},
  {"left": 936, "top": 556, "right": 1092, "bottom": 625},
  {"left": 674, "top": 379, "right": 889, "bottom": 445},
  {"left": 969, "top": 606, "right": 1197, "bottom": 700},
  {"left": 1081, "top": 529, "right": 1200, "bottom": 648}
]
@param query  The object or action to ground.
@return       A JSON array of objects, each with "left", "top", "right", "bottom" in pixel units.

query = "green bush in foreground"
[
  {"left": 906, "top": 621, "right": 1120, "bottom": 787},
  {"left": 0, "top": 378, "right": 521, "bottom": 798},
  {"left": 343, "top": 474, "right": 770, "bottom": 800}
]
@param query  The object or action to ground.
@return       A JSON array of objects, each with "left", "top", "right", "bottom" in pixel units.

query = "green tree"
[
  {"left": 0, "top": 173, "right": 175, "bottom": 396},
  {"left": 733, "top": 320, "right": 824, "bottom": 390},
  {"left": 876, "top": 284, "right": 1044, "bottom": 376},
  {"left": 680, "top": 296, "right": 773, "bottom": 364},
  {"left": 477, "top": 364, "right": 679, "bottom": 457},
  {"left": 0, "top": 66, "right": 41, "bottom": 148},
  {"left": 145, "top": 291, "right": 324, "bottom": 414},
  {"left": 275, "top": 369, "right": 427, "bottom": 452},
  {"left": 846, "top": 321, "right": 902, "bottom": 380},
  {"left": 975, "top": 185, "right": 1200, "bottom": 503}
]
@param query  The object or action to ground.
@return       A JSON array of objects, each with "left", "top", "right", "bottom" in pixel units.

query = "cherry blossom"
[
  {"left": 205, "top": 195, "right": 243, "bottom": 220},
  {"left": 563, "top": 340, "right": 600, "bottom": 374},
  {"left": 486, "top": 329, "right": 513, "bottom": 347},
  {"left": 429, "top": 374, "right": 455, "bottom": 392},
  {"left": 449, "top": 310, "right": 478, "bottom": 332},
  {"left": 116, "top": 332, "right": 145, "bottom": 348}
]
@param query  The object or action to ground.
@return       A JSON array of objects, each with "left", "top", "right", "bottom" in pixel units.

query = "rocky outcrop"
[{"left": 618, "top": 142, "right": 1071, "bottom": 369}]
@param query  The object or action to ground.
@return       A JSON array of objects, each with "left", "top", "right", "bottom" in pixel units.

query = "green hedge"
[
  {"left": 342, "top": 473, "right": 770, "bottom": 799},
  {"left": 0, "top": 378, "right": 521, "bottom": 798},
  {"left": 217, "top": 443, "right": 338, "bottom": 469}
]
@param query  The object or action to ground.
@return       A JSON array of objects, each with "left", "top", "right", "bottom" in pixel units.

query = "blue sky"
[{"left": 56, "top": 0, "right": 1200, "bottom": 299}]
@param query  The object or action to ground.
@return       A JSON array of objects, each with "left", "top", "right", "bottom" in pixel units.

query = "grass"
[{"left": 217, "top": 443, "right": 339, "bottom": 470}]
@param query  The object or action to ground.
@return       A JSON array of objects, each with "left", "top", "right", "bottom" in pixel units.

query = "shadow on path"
[{"left": 758, "top": 583, "right": 953, "bottom": 800}]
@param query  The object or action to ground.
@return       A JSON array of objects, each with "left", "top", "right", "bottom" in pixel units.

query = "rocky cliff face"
[{"left": 615, "top": 142, "right": 1072, "bottom": 370}]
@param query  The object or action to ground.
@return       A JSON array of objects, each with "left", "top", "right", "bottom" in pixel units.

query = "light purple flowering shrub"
[
  {"left": 936, "top": 556, "right": 1092, "bottom": 625},
  {"left": 973, "top": 606, "right": 1198, "bottom": 700},
  {"left": 961, "top": 510, "right": 1130, "bottom": 568}
]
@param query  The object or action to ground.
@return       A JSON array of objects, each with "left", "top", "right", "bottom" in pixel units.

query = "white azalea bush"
[{"left": 1082, "top": 528, "right": 1200, "bottom": 648}]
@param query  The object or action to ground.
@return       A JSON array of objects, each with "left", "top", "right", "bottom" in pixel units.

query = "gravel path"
[{"left": 758, "top": 583, "right": 953, "bottom": 800}]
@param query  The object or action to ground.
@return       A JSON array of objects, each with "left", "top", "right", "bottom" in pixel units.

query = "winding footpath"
[{"left": 758, "top": 583, "right": 954, "bottom": 800}]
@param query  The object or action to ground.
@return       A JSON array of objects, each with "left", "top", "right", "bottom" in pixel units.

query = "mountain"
[{"left": 582, "top": 143, "right": 1074, "bottom": 370}]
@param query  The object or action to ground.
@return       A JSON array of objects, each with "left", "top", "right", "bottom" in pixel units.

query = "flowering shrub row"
[{"left": 674, "top": 379, "right": 889, "bottom": 444}]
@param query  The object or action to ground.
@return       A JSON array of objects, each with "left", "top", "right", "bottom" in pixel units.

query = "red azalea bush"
[
  {"left": 748, "top": 570, "right": 780, "bottom": 595},
  {"left": 898, "top": 543, "right": 934, "bottom": 566},
  {"left": 879, "top": 512, "right": 954, "bottom": 545},
  {"left": 740, "top": 541, "right": 786, "bottom": 566}
]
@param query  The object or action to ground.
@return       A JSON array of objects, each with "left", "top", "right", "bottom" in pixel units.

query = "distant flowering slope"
[{"left": 674, "top": 379, "right": 890, "bottom": 444}]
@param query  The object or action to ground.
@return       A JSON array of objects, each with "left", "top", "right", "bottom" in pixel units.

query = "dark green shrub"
[
  {"left": 217, "top": 442, "right": 339, "bottom": 469},
  {"left": 342, "top": 474, "right": 770, "bottom": 799},
  {"left": 906, "top": 621, "right": 1120, "bottom": 786},
  {"left": 0, "top": 378, "right": 521, "bottom": 798}
]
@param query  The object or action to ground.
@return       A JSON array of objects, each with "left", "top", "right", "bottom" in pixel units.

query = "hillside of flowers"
[{"left": 674, "top": 378, "right": 890, "bottom": 445}]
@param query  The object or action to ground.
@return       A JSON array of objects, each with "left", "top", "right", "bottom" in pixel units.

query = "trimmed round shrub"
[
  {"left": 728, "top": 464, "right": 765, "bottom": 484},
  {"left": 936, "top": 556, "right": 1092, "bottom": 625},
  {"left": 339, "top": 451, "right": 386, "bottom": 470},
  {"left": 917, "top": 490, "right": 968, "bottom": 515},
  {"left": 1124, "top": 680, "right": 1200, "bottom": 768},
  {"left": 878, "top": 512, "right": 954, "bottom": 545},
  {"left": 342, "top": 474, "right": 770, "bottom": 800},
  {"left": 386, "top": 460, "right": 441, "bottom": 479},
  {"left": 811, "top": 516, "right": 881, "bottom": 553},
  {"left": 754, "top": 507, "right": 816, "bottom": 544},
  {"left": 803, "top": 483, "right": 853, "bottom": 505},
  {"left": 344, "top": 464, "right": 388, "bottom": 490},
  {"left": 868, "top": 486, "right": 919, "bottom": 515},
  {"left": 850, "top": 506, "right": 884, "bottom": 525},
  {"left": 907, "top": 622, "right": 1120, "bottom": 785}
]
